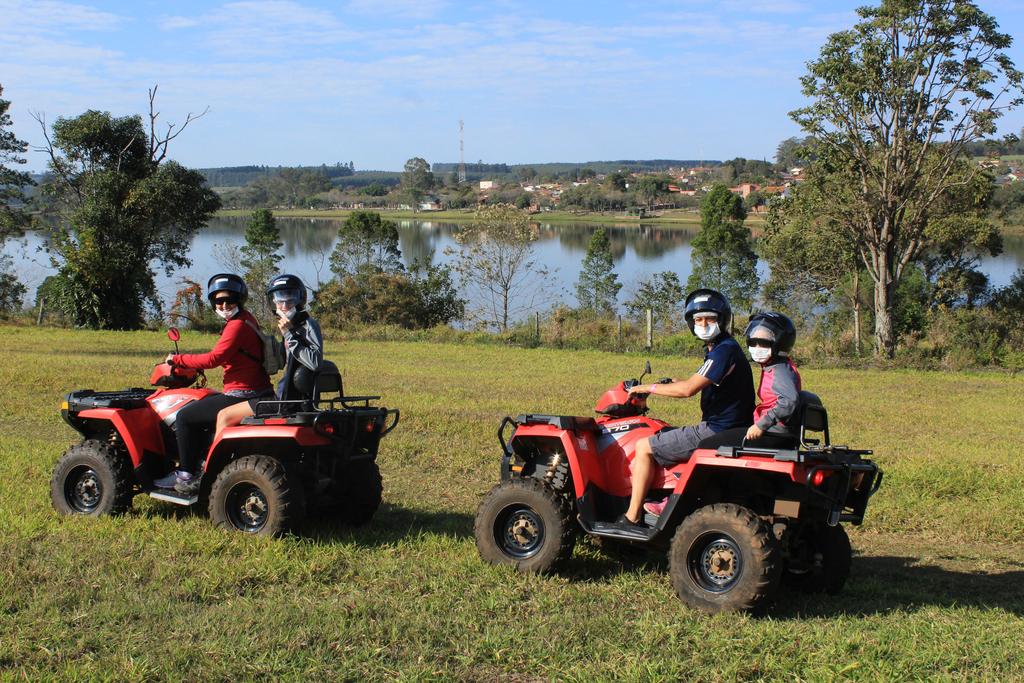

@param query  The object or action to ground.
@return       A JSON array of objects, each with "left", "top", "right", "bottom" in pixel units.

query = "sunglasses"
[
  {"left": 212, "top": 297, "right": 238, "bottom": 306},
  {"left": 747, "top": 338, "right": 774, "bottom": 348}
]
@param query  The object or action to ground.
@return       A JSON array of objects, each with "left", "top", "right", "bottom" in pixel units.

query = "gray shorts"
[{"left": 649, "top": 422, "right": 717, "bottom": 466}]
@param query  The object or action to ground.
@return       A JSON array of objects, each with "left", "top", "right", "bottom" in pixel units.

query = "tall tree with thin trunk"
[
  {"left": 0, "top": 84, "right": 33, "bottom": 240},
  {"left": 450, "top": 204, "right": 547, "bottom": 332},
  {"left": 241, "top": 208, "right": 283, "bottom": 320},
  {"left": 790, "top": 0, "right": 1023, "bottom": 357},
  {"left": 575, "top": 227, "right": 621, "bottom": 315}
]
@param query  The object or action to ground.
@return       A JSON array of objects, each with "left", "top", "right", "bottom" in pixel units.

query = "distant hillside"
[
  {"left": 198, "top": 163, "right": 356, "bottom": 188},
  {"left": 432, "top": 159, "right": 722, "bottom": 180},
  {"left": 196, "top": 159, "right": 723, "bottom": 188}
]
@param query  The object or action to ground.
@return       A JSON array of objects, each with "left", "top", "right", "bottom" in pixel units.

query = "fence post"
[
  {"left": 617, "top": 315, "right": 622, "bottom": 351},
  {"left": 534, "top": 312, "right": 540, "bottom": 344},
  {"left": 645, "top": 308, "right": 653, "bottom": 350},
  {"left": 36, "top": 296, "right": 45, "bottom": 326}
]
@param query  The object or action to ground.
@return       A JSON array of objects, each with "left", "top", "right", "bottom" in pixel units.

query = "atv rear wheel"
[
  {"left": 335, "top": 459, "right": 383, "bottom": 526},
  {"left": 208, "top": 455, "right": 305, "bottom": 536},
  {"left": 51, "top": 439, "right": 134, "bottom": 517},
  {"left": 475, "top": 478, "right": 575, "bottom": 573},
  {"left": 669, "top": 503, "right": 781, "bottom": 614},
  {"left": 783, "top": 522, "right": 852, "bottom": 595}
]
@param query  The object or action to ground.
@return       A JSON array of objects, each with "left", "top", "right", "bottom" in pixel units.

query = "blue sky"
[{"left": 3, "top": 0, "right": 1024, "bottom": 171}]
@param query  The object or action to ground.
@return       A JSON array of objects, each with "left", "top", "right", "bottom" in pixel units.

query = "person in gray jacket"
[{"left": 214, "top": 274, "right": 323, "bottom": 435}]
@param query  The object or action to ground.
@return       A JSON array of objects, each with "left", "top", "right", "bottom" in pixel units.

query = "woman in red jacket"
[{"left": 153, "top": 273, "right": 273, "bottom": 492}]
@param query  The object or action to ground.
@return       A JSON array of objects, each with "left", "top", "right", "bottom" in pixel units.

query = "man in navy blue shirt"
[{"left": 620, "top": 289, "right": 754, "bottom": 526}]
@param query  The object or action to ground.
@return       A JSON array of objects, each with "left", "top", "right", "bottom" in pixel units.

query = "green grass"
[{"left": 1, "top": 326, "right": 1023, "bottom": 679}]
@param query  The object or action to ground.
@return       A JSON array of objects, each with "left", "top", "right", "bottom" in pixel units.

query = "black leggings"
[
  {"left": 174, "top": 394, "right": 249, "bottom": 473},
  {"left": 698, "top": 426, "right": 799, "bottom": 450}
]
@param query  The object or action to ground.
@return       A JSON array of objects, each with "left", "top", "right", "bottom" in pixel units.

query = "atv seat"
[
  {"left": 794, "top": 391, "right": 829, "bottom": 448},
  {"left": 314, "top": 360, "right": 343, "bottom": 403},
  {"left": 705, "top": 391, "right": 830, "bottom": 459}
]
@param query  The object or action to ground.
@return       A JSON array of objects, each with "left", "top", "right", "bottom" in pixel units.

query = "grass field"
[{"left": 1, "top": 326, "right": 1023, "bottom": 680}]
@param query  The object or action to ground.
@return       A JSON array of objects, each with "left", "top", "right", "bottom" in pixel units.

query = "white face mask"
[
  {"left": 694, "top": 321, "right": 719, "bottom": 341},
  {"left": 749, "top": 346, "right": 772, "bottom": 363},
  {"left": 216, "top": 306, "right": 238, "bottom": 321}
]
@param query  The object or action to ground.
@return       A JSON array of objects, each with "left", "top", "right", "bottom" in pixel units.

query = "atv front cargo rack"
[{"left": 65, "top": 389, "right": 155, "bottom": 411}]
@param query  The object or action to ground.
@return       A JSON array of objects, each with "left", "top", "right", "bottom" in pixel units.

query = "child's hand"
[
  {"left": 745, "top": 424, "right": 763, "bottom": 441},
  {"left": 277, "top": 315, "right": 293, "bottom": 333}
]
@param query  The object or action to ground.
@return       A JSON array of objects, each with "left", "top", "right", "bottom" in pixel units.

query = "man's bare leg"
[{"left": 625, "top": 437, "right": 654, "bottom": 523}]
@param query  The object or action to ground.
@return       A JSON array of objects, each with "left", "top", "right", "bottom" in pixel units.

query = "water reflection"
[{"left": 4, "top": 217, "right": 1023, "bottom": 311}]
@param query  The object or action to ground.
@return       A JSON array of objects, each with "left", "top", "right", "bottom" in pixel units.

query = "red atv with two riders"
[
  {"left": 51, "top": 328, "right": 399, "bottom": 536},
  {"left": 474, "top": 361, "right": 882, "bottom": 614}
]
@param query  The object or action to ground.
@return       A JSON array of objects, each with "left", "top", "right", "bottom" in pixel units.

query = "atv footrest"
[
  {"left": 148, "top": 490, "right": 198, "bottom": 506},
  {"left": 589, "top": 520, "right": 657, "bottom": 542}
]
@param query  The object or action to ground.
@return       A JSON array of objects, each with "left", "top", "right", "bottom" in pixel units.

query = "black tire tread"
[
  {"left": 51, "top": 439, "right": 134, "bottom": 516},
  {"left": 339, "top": 459, "right": 383, "bottom": 526},
  {"left": 474, "top": 478, "right": 576, "bottom": 573},
  {"left": 669, "top": 502, "right": 781, "bottom": 614},
  {"left": 208, "top": 455, "right": 305, "bottom": 536}
]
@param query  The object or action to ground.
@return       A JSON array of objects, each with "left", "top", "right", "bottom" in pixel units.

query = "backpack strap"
[{"left": 239, "top": 319, "right": 264, "bottom": 361}]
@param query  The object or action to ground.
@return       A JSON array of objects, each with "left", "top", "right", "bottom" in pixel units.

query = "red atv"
[
  {"left": 475, "top": 362, "right": 882, "bottom": 613},
  {"left": 51, "top": 328, "right": 399, "bottom": 536}
]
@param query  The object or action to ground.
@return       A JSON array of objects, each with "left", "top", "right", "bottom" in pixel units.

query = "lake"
[{"left": 5, "top": 217, "right": 1024, "bottom": 313}]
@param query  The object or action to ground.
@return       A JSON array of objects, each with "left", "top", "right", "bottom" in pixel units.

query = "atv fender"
[
  {"left": 509, "top": 422, "right": 601, "bottom": 494},
  {"left": 72, "top": 408, "right": 162, "bottom": 468},
  {"left": 203, "top": 424, "right": 331, "bottom": 471}
]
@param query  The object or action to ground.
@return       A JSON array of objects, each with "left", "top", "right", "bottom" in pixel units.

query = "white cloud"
[
  {"left": 346, "top": 0, "right": 447, "bottom": 21},
  {"left": 0, "top": 0, "right": 123, "bottom": 32}
]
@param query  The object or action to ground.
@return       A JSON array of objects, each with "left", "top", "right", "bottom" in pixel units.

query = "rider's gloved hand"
[{"left": 658, "top": 377, "right": 673, "bottom": 384}]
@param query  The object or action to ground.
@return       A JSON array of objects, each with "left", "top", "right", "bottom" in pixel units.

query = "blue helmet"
[
  {"left": 684, "top": 288, "right": 732, "bottom": 335},
  {"left": 266, "top": 273, "right": 308, "bottom": 310},
  {"left": 207, "top": 273, "right": 248, "bottom": 306}
]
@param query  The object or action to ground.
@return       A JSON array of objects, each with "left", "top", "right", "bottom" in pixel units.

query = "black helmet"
[
  {"left": 207, "top": 273, "right": 248, "bottom": 306},
  {"left": 266, "top": 273, "right": 308, "bottom": 310},
  {"left": 684, "top": 288, "right": 732, "bottom": 335},
  {"left": 744, "top": 311, "right": 796, "bottom": 357}
]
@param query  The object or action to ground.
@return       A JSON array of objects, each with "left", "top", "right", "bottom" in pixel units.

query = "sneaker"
[
  {"left": 643, "top": 499, "right": 668, "bottom": 517},
  {"left": 615, "top": 513, "right": 644, "bottom": 529},
  {"left": 153, "top": 470, "right": 192, "bottom": 489},
  {"left": 174, "top": 474, "right": 200, "bottom": 495}
]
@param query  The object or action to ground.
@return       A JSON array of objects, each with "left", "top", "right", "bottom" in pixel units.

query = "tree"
[
  {"left": 328, "top": 211, "right": 403, "bottom": 279},
  {"left": 763, "top": 176, "right": 867, "bottom": 353},
  {"left": 450, "top": 204, "right": 547, "bottom": 332},
  {"left": 634, "top": 175, "right": 669, "bottom": 208},
  {"left": 240, "top": 208, "right": 283, "bottom": 319},
  {"left": 774, "top": 136, "right": 811, "bottom": 170},
  {"left": 687, "top": 184, "right": 759, "bottom": 315},
  {"left": 0, "top": 254, "right": 26, "bottom": 316},
  {"left": 1, "top": 84, "right": 33, "bottom": 240},
  {"left": 401, "top": 157, "right": 435, "bottom": 209},
  {"left": 575, "top": 227, "right": 621, "bottom": 315},
  {"left": 36, "top": 93, "right": 220, "bottom": 328},
  {"left": 625, "top": 272, "right": 685, "bottom": 332},
  {"left": 790, "top": 0, "right": 1024, "bottom": 356}
]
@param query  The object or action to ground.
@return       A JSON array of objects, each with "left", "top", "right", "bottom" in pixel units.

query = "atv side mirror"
[
  {"left": 167, "top": 328, "right": 180, "bottom": 342},
  {"left": 644, "top": 360, "right": 651, "bottom": 374}
]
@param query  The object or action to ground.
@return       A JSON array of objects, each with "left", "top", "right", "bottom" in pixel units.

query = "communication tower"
[{"left": 458, "top": 119, "right": 466, "bottom": 184}]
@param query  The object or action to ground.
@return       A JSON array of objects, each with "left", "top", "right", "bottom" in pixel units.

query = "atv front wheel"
[
  {"left": 208, "top": 455, "right": 305, "bottom": 536},
  {"left": 669, "top": 503, "right": 782, "bottom": 614},
  {"left": 474, "top": 478, "right": 575, "bottom": 573},
  {"left": 51, "top": 439, "right": 134, "bottom": 517},
  {"left": 783, "top": 522, "right": 852, "bottom": 595}
]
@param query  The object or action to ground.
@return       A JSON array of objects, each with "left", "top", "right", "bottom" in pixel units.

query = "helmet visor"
[
  {"left": 747, "top": 325, "right": 777, "bottom": 342},
  {"left": 272, "top": 288, "right": 302, "bottom": 307}
]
